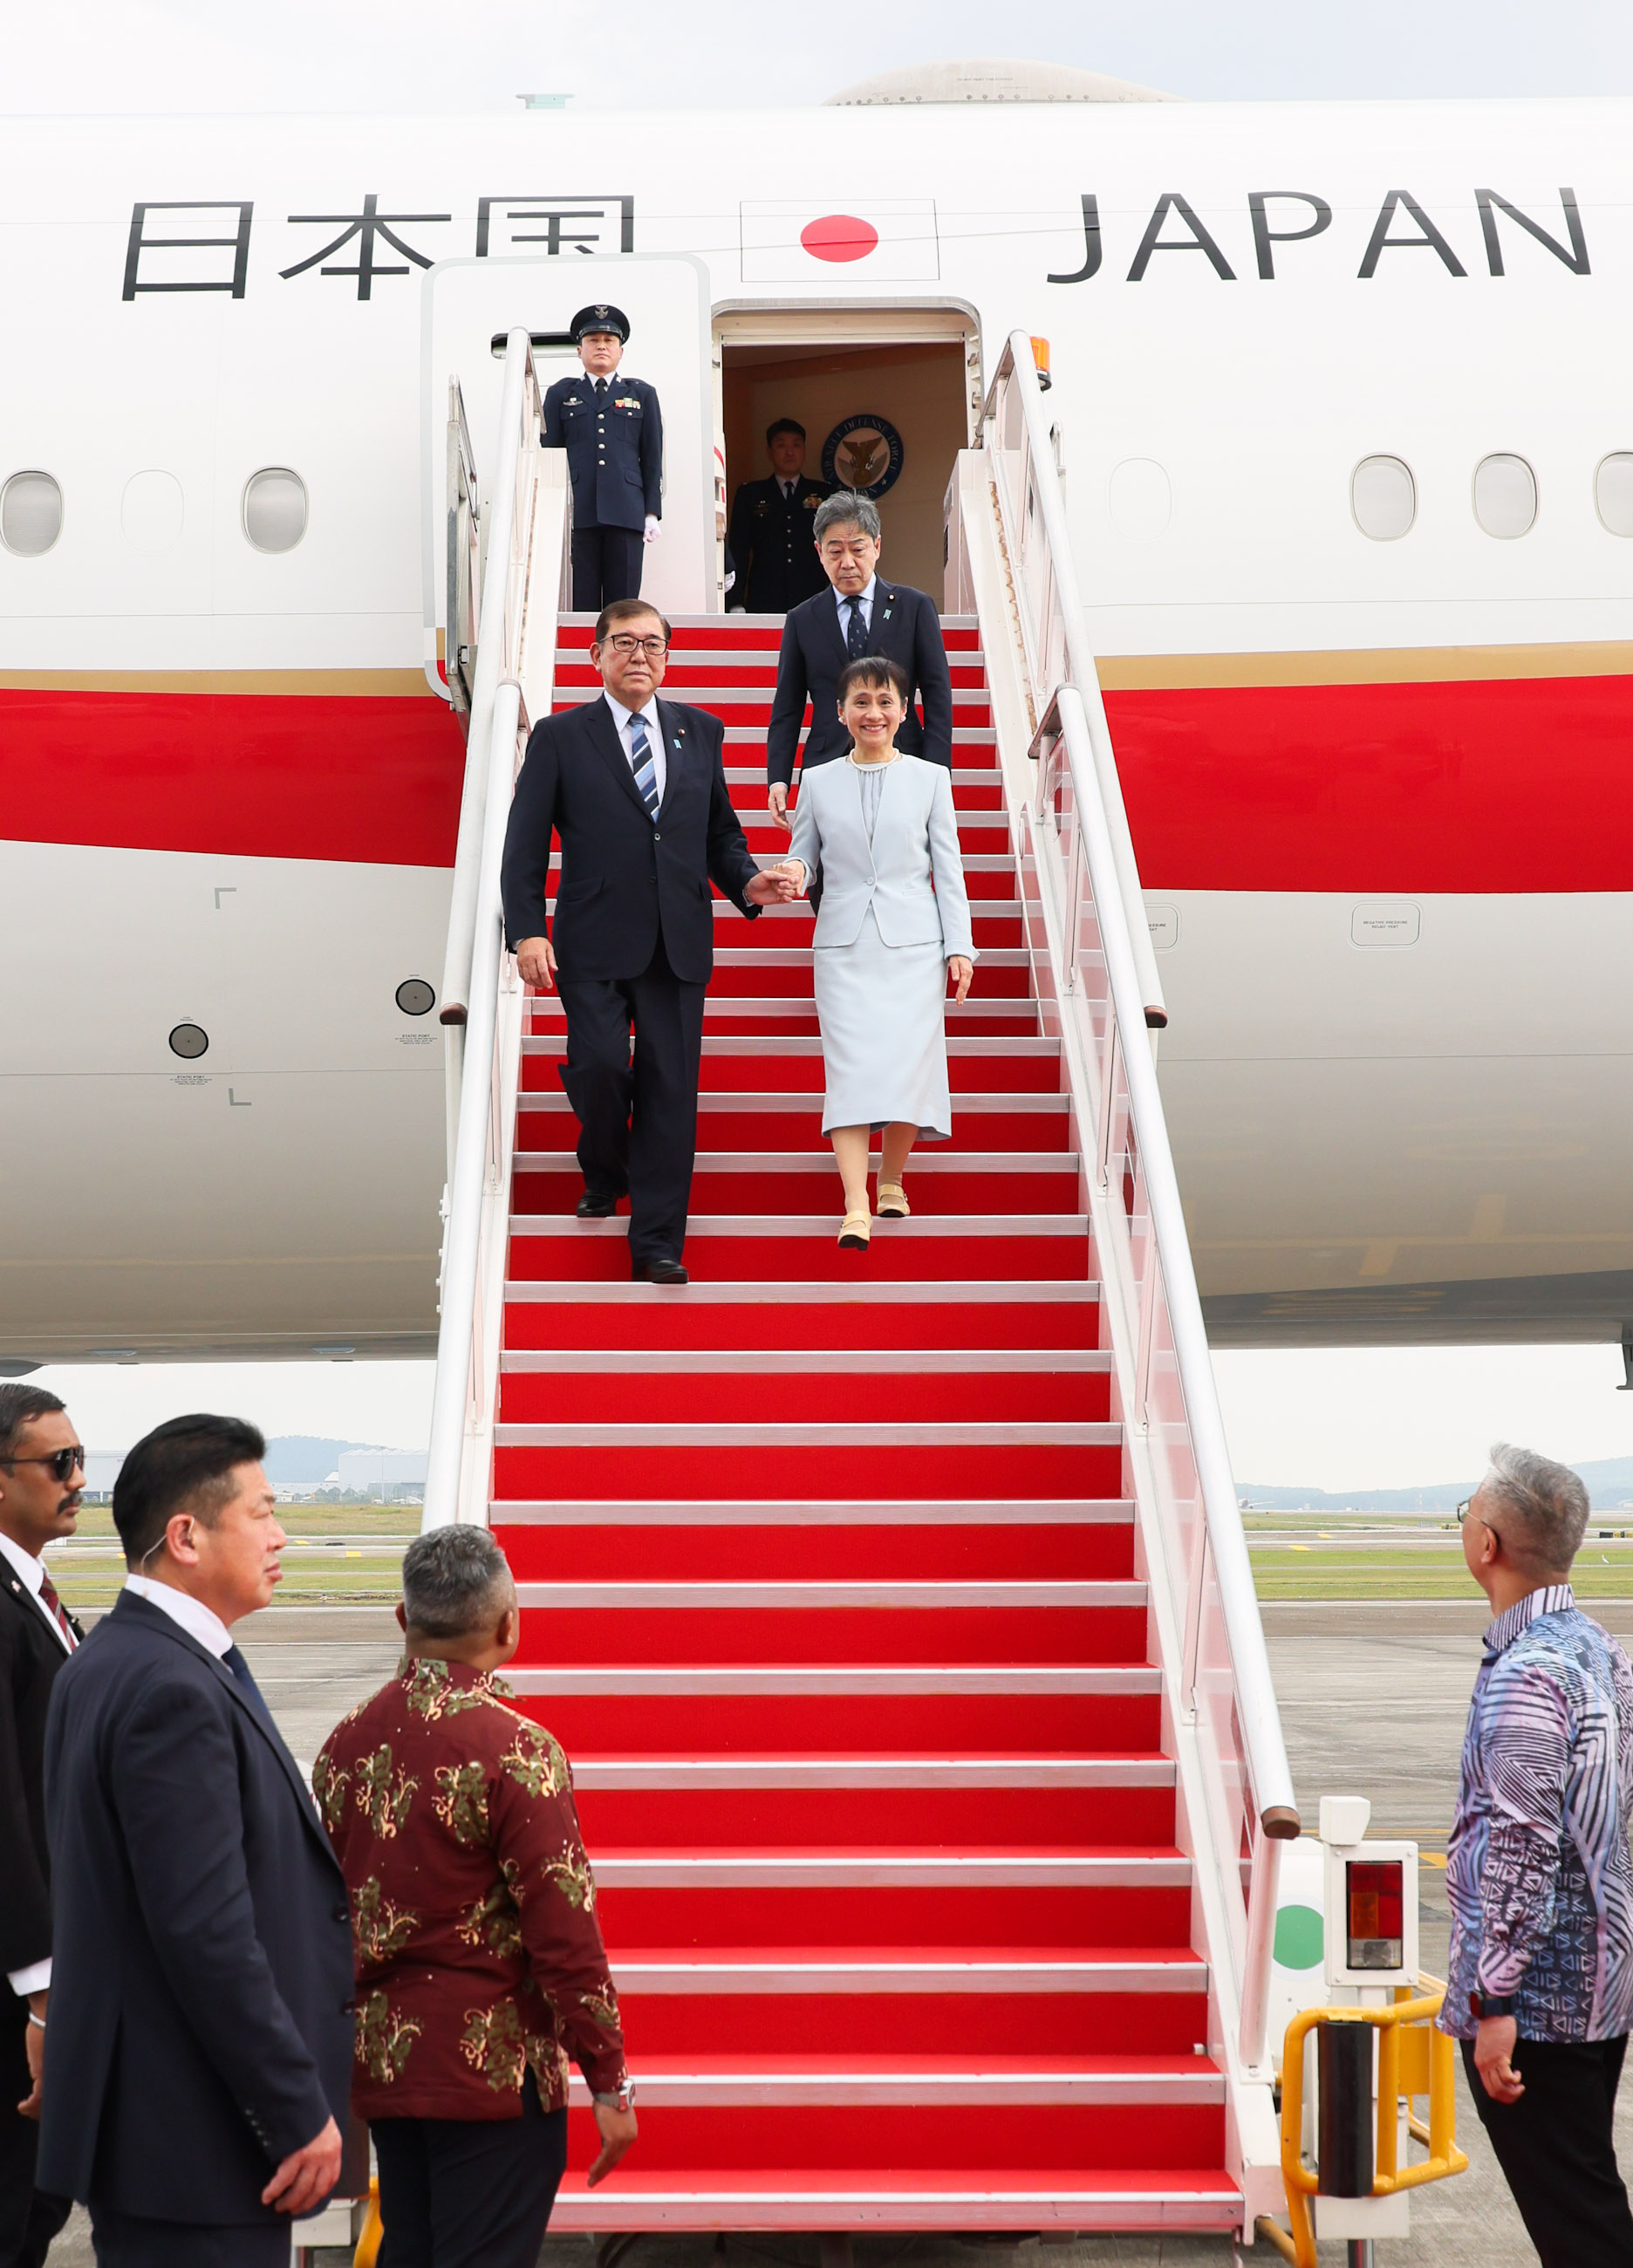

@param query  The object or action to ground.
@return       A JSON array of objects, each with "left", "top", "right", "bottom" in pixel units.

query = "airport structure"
[{"left": 6, "top": 51, "right": 1628, "bottom": 2250}]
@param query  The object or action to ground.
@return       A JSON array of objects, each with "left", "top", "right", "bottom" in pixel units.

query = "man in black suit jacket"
[
  {"left": 502, "top": 599, "right": 800, "bottom": 1283},
  {"left": 0, "top": 1385, "right": 84, "bottom": 2268},
  {"left": 39, "top": 1414, "right": 353, "bottom": 2268},
  {"left": 765, "top": 489, "right": 953, "bottom": 835},
  {"left": 727, "top": 419, "right": 832, "bottom": 614}
]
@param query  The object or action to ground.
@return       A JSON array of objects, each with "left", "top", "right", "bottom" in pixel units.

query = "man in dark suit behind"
[
  {"left": 727, "top": 419, "right": 832, "bottom": 614},
  {"left": 765, "top": 489, "right": 953, "bottom": 836},
  {"left": 0, "top": 1385, "right": 85, "bottom": 2268},
  {"left": 39, "top": 1414, "right": 353, "bottom": 2268},
  {"left": 502, "top": 598, "right": 800, "bottom": 1284}
]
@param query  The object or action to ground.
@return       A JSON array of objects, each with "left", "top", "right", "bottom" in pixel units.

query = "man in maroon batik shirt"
[{"left": 316, "top": 1527, "right": 635, "bottom": 2268}]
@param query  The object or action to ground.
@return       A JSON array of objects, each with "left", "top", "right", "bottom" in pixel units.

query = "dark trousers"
[
  {"left": 557, "top": 931, "right": 705, "bottom": 1267},
  {"left": 571, "top": 526, "right": 643, "bottom": 613},
  {"left": 1462, "top": 2033, "right": 1633, "bottom": 2266},
  {"left": 88, "top": 2205, "right": 289, "bottom": 2268},
  {"left": 372, "top": 2071, "right": 568, "bottom": 2268},
  {"left": 0, "top": 2000, "right": 69, "bottom": 2268}
]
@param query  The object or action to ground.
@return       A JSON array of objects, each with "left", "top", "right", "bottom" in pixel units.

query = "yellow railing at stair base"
[
  {"left": 1262, "top": 1981, "right": 1469, "bottom": 2267},
  {"left": 353, "top": 2178, "right": 382, "bottom": 2268}
]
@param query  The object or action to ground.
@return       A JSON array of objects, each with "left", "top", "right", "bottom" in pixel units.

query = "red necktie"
[{"left": 37, "top": 1567, "right": 75, "bottom": 1649}]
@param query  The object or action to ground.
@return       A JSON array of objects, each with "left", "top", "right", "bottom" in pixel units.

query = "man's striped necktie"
[
  {"left": 37, "top": 1565, "right": 75, "bottom": 1648},
  {"left": 629, "top": 714, "right": 660, "bottom": 818}
]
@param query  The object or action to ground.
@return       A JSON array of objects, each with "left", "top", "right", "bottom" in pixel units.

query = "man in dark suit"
[
  {"left": 727, "top": 419, "right": 832, "bottom": 614},
  {"left": 0, "top": 1385, "right": 84, "bottom": 2268},
  {"left": 765, "top": 489, "right": 953, "bottom": 835},
  {"left": 542, "top": 304, "right": 663, "bottom": 613},
  {"left": 39, "top": 1414, "right": 354, "bottom": 2268},
  {"left": 502, "top": 598, "right": 800, "bottom": 1284}
]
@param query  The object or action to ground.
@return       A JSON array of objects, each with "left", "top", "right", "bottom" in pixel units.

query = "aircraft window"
[
  {"left": 1594, "top": 454, "right": 1633, "bottom": 537},
  {"left": 243, "top": 468, "right": 308, "bottom": 553},
  {"left": 1350, "top": 455, "right": 1415, "bottom": 542},
  {"left": 1, "top": 471, "right": 63, "bottom": 557},
  {"left": 1472, "top": 454, "right": 1537, "bottom": 540}
]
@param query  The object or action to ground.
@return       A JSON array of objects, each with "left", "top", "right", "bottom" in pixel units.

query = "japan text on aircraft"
[{"left": 119, "top": 185, "right": 1594, "bottom": 300}]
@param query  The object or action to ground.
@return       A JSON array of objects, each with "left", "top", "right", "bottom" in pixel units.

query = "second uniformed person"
[
  {"left": 727, "top": 420, "right": 832, "bottom": 613},
  {"left": 543, "top": 305, "right": 664, "bottom": 613}
]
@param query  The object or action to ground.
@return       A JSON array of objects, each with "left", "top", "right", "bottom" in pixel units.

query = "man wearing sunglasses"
[
  {"left": 502, "top": 597, "right": 801, "bottom": 1283},
  {"left": 0, "top": 1383, "right": 82, "bottom": 2268}
]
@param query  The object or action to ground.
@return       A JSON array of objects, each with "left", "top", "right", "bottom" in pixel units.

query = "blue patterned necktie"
[
  {"left": 845, "top": 596, "right": 869, "bottom": 659},
  {"left": 222, "top": 1643, "right": 277, "bottom": 1730},
  {"left": 628, "top": 714, "right": 660, "bottom": 818}
]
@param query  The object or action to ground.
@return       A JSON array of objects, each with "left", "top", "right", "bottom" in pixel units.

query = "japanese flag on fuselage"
[{"left": 740, "top": 201, "right": 939, "bottom": 282}]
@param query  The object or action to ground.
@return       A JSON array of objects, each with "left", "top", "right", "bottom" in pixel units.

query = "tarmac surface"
[{"left": 50, "top": 1599, "right": 1633, "bottom": 2267}]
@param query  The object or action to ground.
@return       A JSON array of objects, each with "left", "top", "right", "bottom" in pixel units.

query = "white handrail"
[
  {"left": 984, "top": 331, "right": 1167, "bottom": 1030},
  {"left": 440, "top": 329, "right": 538, "bottom": 1035},
  {"left": 1052, "top": 695, "right": 1294, "bottom": 1779},
  {"left": 1050, "top": 686, "right": 1296, "bottom": 2062},
  {"left": 423, "top": 676, "right": 523, "bottom": 1531}
]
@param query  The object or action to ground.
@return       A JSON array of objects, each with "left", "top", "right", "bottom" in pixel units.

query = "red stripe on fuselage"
[
  {"left": 3, "top": 672, "right": 1629, "bottom": 887},
  {"left": 1104, "top": 672, "right": 1633, "bottom": 892},
  {"left": 0, "top": 689, "right": 466, "bottom": 867}
]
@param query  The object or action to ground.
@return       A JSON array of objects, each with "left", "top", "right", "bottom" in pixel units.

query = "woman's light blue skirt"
[{"left": 812, "top": 907, "right": 952, "bottom": 1141}]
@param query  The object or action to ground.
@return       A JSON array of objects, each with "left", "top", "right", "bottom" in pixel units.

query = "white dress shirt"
[
  {"left": 836, "top": 574, "right": 878, "bottom": 639},
  {"left": 123, "top": 1572, "right": 233, "bottom": 1658},
  {"left": 2, "top": 1530, "right": 71, "bottom": 1995},
  {"left": 0, "top": 1529, "right": 72, "bottom": 1656},
  {"left": 603, "top": 690, "right": 667, "bottom": 806}
]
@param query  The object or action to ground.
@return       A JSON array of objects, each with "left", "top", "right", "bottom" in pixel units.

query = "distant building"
[{"left": 336, "top": 1448, "right": 427, "bottom": 1503}]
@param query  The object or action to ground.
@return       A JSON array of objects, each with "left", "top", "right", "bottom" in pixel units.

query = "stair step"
[
  {"left": 587, "top": 1853, "right": 1192, "bottom": 1889},
  {"left": 571, "top": 1757, "right": 1170, "bottom": 1789},
  {"left": 544, "top": 2169, "right": 1241, "bottom": 2235},
  {"left": 561, "top": 2054, "right": 1220, "bottom": 2105}
]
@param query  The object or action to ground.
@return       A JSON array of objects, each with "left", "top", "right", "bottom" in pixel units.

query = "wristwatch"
[
  {"left": 593, "top": 2079, "right": 637, "bottom": 2113},
  {"left": 1470, "top": 1992, "right": 1516, "bottom": 2019}
]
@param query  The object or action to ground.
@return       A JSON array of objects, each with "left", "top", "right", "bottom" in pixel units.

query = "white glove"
[{"left": 642, "top": 515, "right": 659, "bottom": 545}]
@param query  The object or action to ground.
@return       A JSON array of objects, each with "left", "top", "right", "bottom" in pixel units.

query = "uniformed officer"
[
  {"left": 543, "top": 305, "right": 664, "bottom": 613},
  {"left": 727, "top": 420, "right": 833, "bottom": 613}
]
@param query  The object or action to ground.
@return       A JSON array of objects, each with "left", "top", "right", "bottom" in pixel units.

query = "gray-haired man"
[
  {"left": 764, "top": 490, "right": 953, "bottom": 833},
  {"left": 315, "top": 1527, "right": 635, "bottom": 2268},
  {"left": 1442, "top": 1443, "right": 1633, "bottom": 2268}
]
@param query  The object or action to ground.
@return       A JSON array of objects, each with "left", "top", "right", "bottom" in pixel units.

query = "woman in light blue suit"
[{"left": 786, "top": 656, "right": 975, "bottom": 1248}]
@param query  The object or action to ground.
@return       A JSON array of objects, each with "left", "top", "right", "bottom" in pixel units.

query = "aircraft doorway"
[{"left": 714, "top": 306, "right": 980, "bottom": 612}]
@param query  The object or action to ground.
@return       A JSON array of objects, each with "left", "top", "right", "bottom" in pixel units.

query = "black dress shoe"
[
  {"left": 576, "top": 1189, "right": 622, "bottom": 1219},
  {"left": 630, "top": 1258, "right": 688, "bottom": 1286}
]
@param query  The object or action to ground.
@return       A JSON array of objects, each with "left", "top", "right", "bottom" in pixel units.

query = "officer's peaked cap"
[{"left": 571, "top": 303, "right": 631, "bottom": 345}]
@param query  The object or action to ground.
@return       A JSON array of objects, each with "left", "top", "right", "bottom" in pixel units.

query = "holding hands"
[{"left": 747, "top": 861, "right": 804, "bottom": 905}]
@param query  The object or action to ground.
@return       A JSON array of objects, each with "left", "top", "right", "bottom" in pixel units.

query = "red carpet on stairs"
[{"left": 488, "top": 615, "right": 1239, "bottom": 2233}]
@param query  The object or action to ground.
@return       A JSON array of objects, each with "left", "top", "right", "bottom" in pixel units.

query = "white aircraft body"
[{"left": 3, "top": 83, "right": 1630, "bottom": 1363}]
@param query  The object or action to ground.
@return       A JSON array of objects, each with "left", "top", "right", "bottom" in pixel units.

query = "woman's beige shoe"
[
  {"left": 838, "top": 1209, "right": 872, "bottom": 1249},
  {"left": 876, "top": 1182, "right": 911, "bottom": 1219}
]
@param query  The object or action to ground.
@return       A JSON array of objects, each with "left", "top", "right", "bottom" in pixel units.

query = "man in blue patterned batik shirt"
[{"left": 1443, "top": 1442, "right": 1633, "bottom": 2267}]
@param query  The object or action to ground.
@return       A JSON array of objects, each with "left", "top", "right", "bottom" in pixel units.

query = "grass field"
[
  {"left": 1246, "top": 1513, "right": 1633, "bottom": 1601},
  {"left": 45, "top": 1505, "right": 1633, "bottom": 1614},
  {"left": 48, "top": 1501, "right": 420, "bottom": 1614}
]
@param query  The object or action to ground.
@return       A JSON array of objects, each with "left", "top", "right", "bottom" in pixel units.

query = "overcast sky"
[
  {"left": 13, "top": 0, "right": 1633, "bottom": 1492},
  {"left": 10, "top": 0, "right": 1633, "bottom": 113}
]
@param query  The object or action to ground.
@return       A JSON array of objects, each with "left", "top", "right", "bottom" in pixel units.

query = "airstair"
[{"left": 425, "top": 328, "right": 1299, "bottom": 2237}]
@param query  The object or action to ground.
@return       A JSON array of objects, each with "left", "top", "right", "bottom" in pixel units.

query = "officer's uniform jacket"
[
  {"left": 727, "top": 475, "right": 833, "bottom": 612},
  {"left": 543, "top": 372, "right": 663, "bottom": 535}
]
